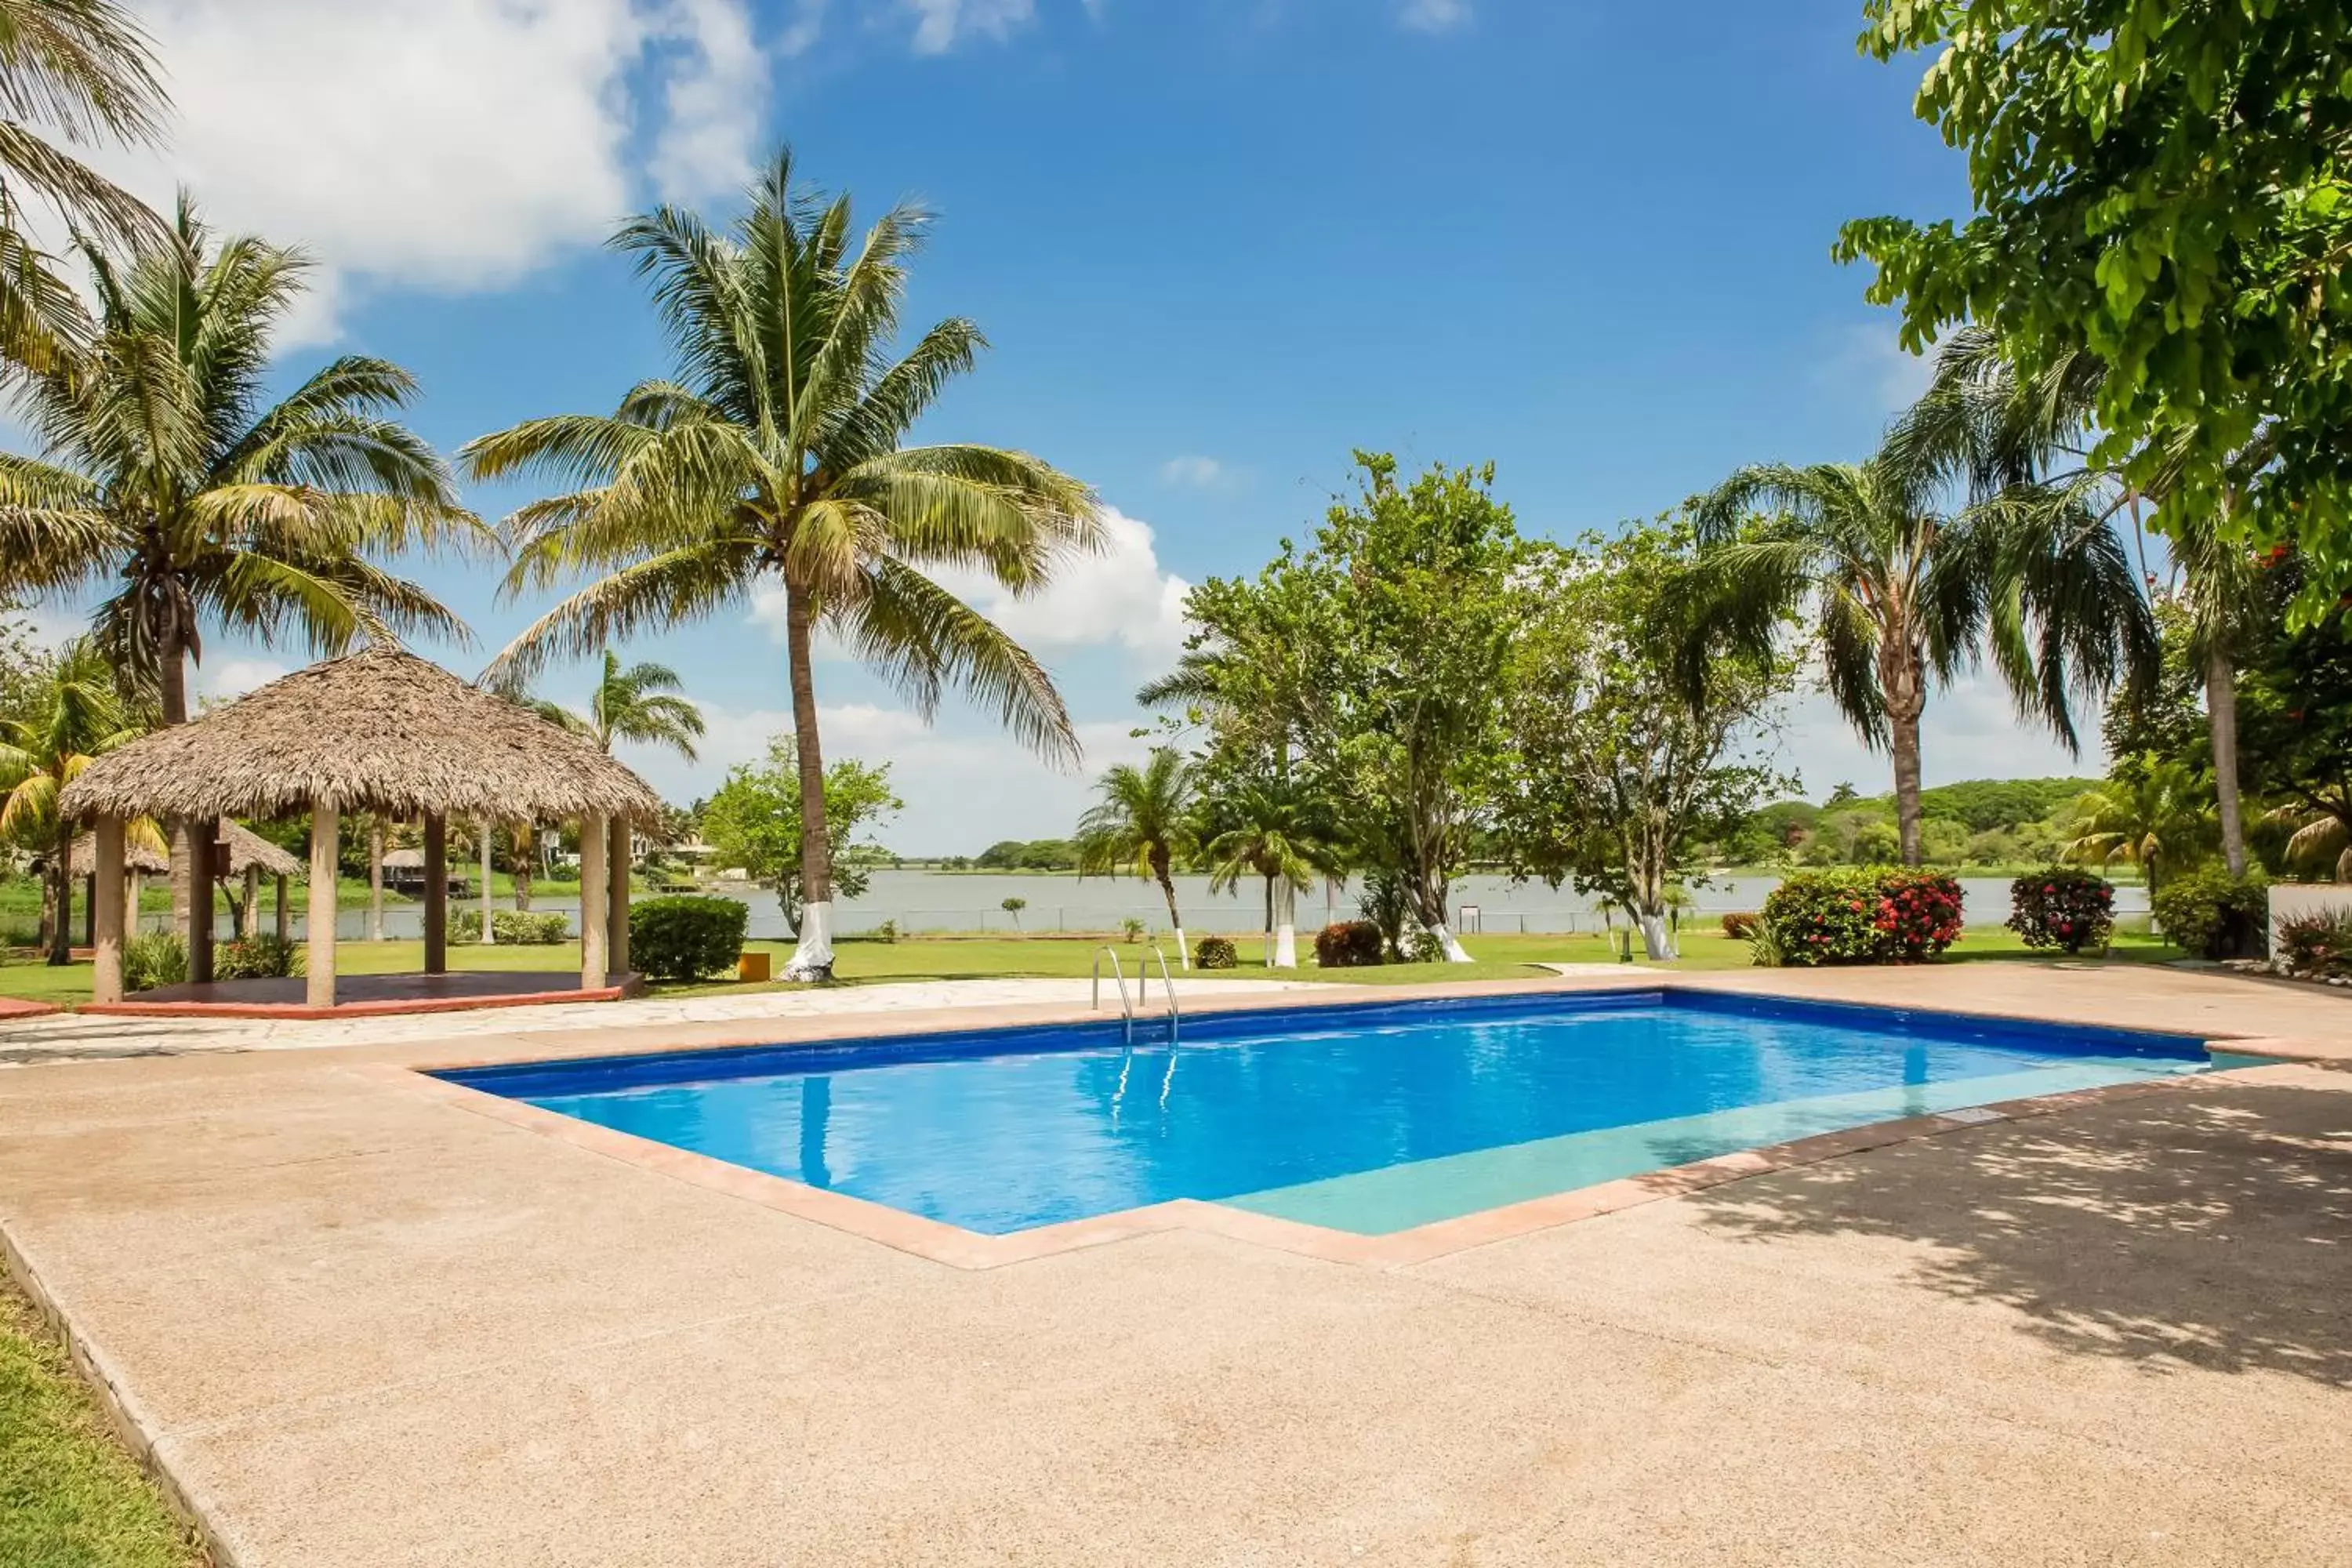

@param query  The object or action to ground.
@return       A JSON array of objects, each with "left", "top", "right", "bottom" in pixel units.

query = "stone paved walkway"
[{"left": 0, "top": 964, "right": 2344, "bottom": 1564}]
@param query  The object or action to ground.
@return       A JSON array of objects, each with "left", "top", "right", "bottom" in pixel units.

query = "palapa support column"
[
  {"left": 240, "top": 866, "right": 259, "bottom": 940},
  {"left": 82, "top": 873, "right": 96, "bottom": 948},
  {"left": 274, "top": 873, "right": 288, "bottom": 942},
  {"left": 187, "top": 816, "right": 216, "bottom": 985},
  {"left": 307, "top": 800, "right": 339, "bottom": 1009},
  {"left": 606, "top": 816, "right": 630, "bottom": 978},
  {"left": 479, "top": 818, "right": 496, "bottom": 944},
  {"left": 125, "top": 869, "right": 142, "bottom": 939},
  {"left": 91, "top": 817, "right": 125, "bottom": 1004},
  {"left": 423, "top": 812, "right": 448, "bottom": 975},
  {"left": 579, "top": 811, "right": 608, "bottom": 992}
]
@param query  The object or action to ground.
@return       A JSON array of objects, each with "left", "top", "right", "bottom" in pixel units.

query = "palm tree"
[
  {"left": 0, "top": 200, "right": 485, "bottom": 909},
  {"left": 463, "top": 150, "right": 1102, "bottom": 981},
  {"left": 532, "top": 649, "right": 705, "bottom": 760},
  {"left": 2061, "top": 763, "right": 2216, "bottom": 899},
  {"left": 0, "top": 637, "right": 141, "bottom": 962},
  {"left": 1907, "top": 324, "right": 2266, "bottom": 877},
  {"left": 0, "top": 0, "right": 169, "bottom": 369},
  {"left": 1688, "top": 420, "right": 2152, "bottom": 864},
  {"left": 1202, "top": 776, "right": 1341, "bottom": 969},
  {"left": 1076, "top": 748, "right": 1198, "bottom": 967},
  {"left": 2262, "top": 800, "right": 2352, "bottom": 882}
]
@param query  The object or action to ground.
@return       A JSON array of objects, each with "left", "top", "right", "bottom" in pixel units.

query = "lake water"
[{"left": 180, "top": 868, "right": 2148, "bottom": 942}]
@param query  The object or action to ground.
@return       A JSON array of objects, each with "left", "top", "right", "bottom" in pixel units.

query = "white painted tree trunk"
[
  {"left": 1172, "top": 927, "right": 1189, "bottom": 969},
  {"left": 1637, "top": 913, "right": 1675, "bottom": 960},
  {"left": 1431, "top": 923, "right": 1473, "bottom": 963},
  {"left": 1272, "top": 882, "right": 1298, "bottom": 968},
  {"left": 787, "top": 899, "right": 835, "bottom": 980}
]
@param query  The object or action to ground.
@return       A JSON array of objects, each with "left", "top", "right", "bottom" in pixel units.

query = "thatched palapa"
[
  {"left": 58, "top": 647, "right": 663, "bottom": 827},
  {"left": 66, "top": 820, "right": 300, "bottom": 880}
]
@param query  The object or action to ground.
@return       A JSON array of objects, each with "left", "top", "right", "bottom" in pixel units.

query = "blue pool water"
[{"left": 442, "top": 991, "right": 2210, "bottom": 1236}]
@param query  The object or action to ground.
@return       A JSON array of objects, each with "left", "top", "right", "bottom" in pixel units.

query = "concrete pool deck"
[{"left": 2, "top": 961, "right": 2349, "bottom": 1564}]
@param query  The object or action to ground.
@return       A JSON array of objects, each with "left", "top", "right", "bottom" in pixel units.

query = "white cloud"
[
  {"left": 1773, "top": 670, "right": 2105, "bottom": 800},
  {"left": 1831, "top": 318, "right": 1938, "bottom": 413},
  {"left": 904, "top": 0, "right": 1036, "bottom": 54},
  {"left": 96, "top": 0, "right": 770, "bottom": 342},
  {"left": 749, "top": 506, "right": 1192, "bottom": 666},
  {"left": 1160, "top": 455, "right": 1238, "bottom": 490},
  {"left": 192, "top": 656, "right": 292, "bottom": 706},
  {"left": 1398, "top": 0, "right": 1472, "bottom": 33}
]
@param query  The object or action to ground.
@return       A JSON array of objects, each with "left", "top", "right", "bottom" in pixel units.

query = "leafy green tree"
[
  {"left": 699, "top": 735, "right": 901, "bottom": 935},
  {"left": 530, "top": 648, "right": 706, "bottom": 762},
  {"left": 1200, "top": 773, "right": 1343, "bottom": 968},
  {"left": 2062, "top": 763, "right": 2216, "bottom": 898},
  {"left": 1075, "top": 748, "right": 1199, "bottom": 966},
  {"left": 1835, "top": 1, "right": 2352, "bottom": 603},
  {"left": 2238, "top": 590, "right": 2352, "bottom": 880},
  {"left": 464, "top": 151, "right": 1098, "bottom": 981},
  {"left": 1686, "top": 423, "right": 2151, "bottom": 865},
  {"left": 0, "top": 0, "right": 169, "bottom": 371},
  {"left": 1497, "top": 520, "right": 1795, "bottom": 958},
  {"left": 0, "top": 637, "right": 141, "bottom": 961}
]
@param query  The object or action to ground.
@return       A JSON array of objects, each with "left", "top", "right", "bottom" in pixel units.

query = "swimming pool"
[{"left": 441, "top": 990, "right": 2212, "bottom": 1236}]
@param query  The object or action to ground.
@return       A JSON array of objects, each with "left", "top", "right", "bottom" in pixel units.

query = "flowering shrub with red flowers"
[
  {"left": 1761, "top": 869, "right": 1965, "bottom": 966},
  {"left": 2277, "top": 909, "right": 2352, "bottom": 980},
  {"left": 2006, "top": 869, "right": 2115, "bottom": 954}
]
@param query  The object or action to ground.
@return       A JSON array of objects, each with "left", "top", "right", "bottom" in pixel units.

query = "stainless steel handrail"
[
  {"left": 1092, "top": 946, "right": 1134, "bottom": 1044},
  {"left": 1145, "top": 944, "right": 1181, "bottom": 1046}
]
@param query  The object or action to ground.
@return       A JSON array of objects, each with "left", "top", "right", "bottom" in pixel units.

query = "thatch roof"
[
  {"left": 66, "top": 820, "right": 304, "bottom": 880},
  {"left": 58, "top": 648, "right": 666, "bottom": 828}
]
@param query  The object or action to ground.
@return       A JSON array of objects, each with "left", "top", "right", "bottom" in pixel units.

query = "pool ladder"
[{"left": 1093, "top": 944, "right": 1180, "bottom": 1046}]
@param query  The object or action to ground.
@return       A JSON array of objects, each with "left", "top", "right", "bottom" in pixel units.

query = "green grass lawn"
[
  {"left": 0, "top": 1285, "right": 208, "bottom": 1568},
  {"left": 0, "top": 924, "right": 2190, "bottom": 1008}
]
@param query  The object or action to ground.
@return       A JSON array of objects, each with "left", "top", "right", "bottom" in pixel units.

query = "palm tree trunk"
[
  {"left": 1890, "top": 706, "right": 1926, "bottom": 866},
  {"left": 512, "top": 827, "right": 534, "bottom": 911},
  {"left": 46, "top": 818, "right": 72, "bottom": 966},
  {"left": 1156, "top": 870, "right": 1189, "bottom": 970},
  {"left": 2207, "top": 644, "right": 2247, "bottom": 879},
  {"left": 783, "top": 583, "right": 835, "bottom": 980},
  {"left": 159, "top": 622, "right": 193, "bottom": 930},
  {"left": 1262, "top": 873, "right": 1275, "bottom": 966}
]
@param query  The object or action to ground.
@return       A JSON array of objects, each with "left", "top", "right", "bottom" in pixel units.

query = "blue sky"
[{"left": 26, "top": 0, "right": 2100, "bottom": 851}]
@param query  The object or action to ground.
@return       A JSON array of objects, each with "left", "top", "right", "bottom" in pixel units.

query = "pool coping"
[{"left": 366, "top": 980, "right": 2328, "bottom": 1272}]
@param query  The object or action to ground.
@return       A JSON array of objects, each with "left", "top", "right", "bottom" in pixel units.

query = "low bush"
[
  {"left": 122, "top": 932, "right": 187, "bottom": 993},
  {"left": 1314, "top": 920, "right": 1385, "bottom": 968},
  {"left": 216, "top": 935, "right": 301, "bottom": 980},
  {"left": 1194, "top": 935, "right": 1238, "bottom": 970},
  {"left": 1120, "top": 916, "right": 1145, "bottom": 944},
  {"left": 628, "top": 895, "right": 750, "bottom": 982},
  {"left": 2006, "top": 869, "right": 2115, "bottom": 954},
  {"left": 2276, "top": 909, "right": 2352, "bottom": 980},
  {"left": 2150, "top": 866, "right": 2268, "bottom": 960},
  {"left": 452, "top": 909, "right": 572, "bottom": 945},
  {"left": 1760, "top": 869, "right": 1965, "bottom": 966},
  {"left": 1719, "top": 911, "right": 1760, "bottom": 941}
]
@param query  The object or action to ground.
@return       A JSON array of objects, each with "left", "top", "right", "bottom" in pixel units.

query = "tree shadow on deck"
[{"left": 1661, "top": 1076, "right": 2352, "bottom": 1388}]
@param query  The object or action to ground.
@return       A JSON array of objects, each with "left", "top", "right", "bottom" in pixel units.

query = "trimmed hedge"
[
  {"left": 452, "top": 909, "right": 572, "bottom": 945},
  {"left": 2007, "top": 869, "right": 2115, "bottom": 953},
  {"left": 1761, "top": 869, "right": 1965, "bottom": 966},
  {"left": 1314, "top": 920, "right": 1385, "bottom": 968},
  {"left": 1194, "top": 935, "right": 1239, "bottom": 970},
  {"left": 628, "top": 895, "right": 750, "bottom": 982},
  {"left": 2150, "top": 866, "right": 2268, "bottom": 959}
]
